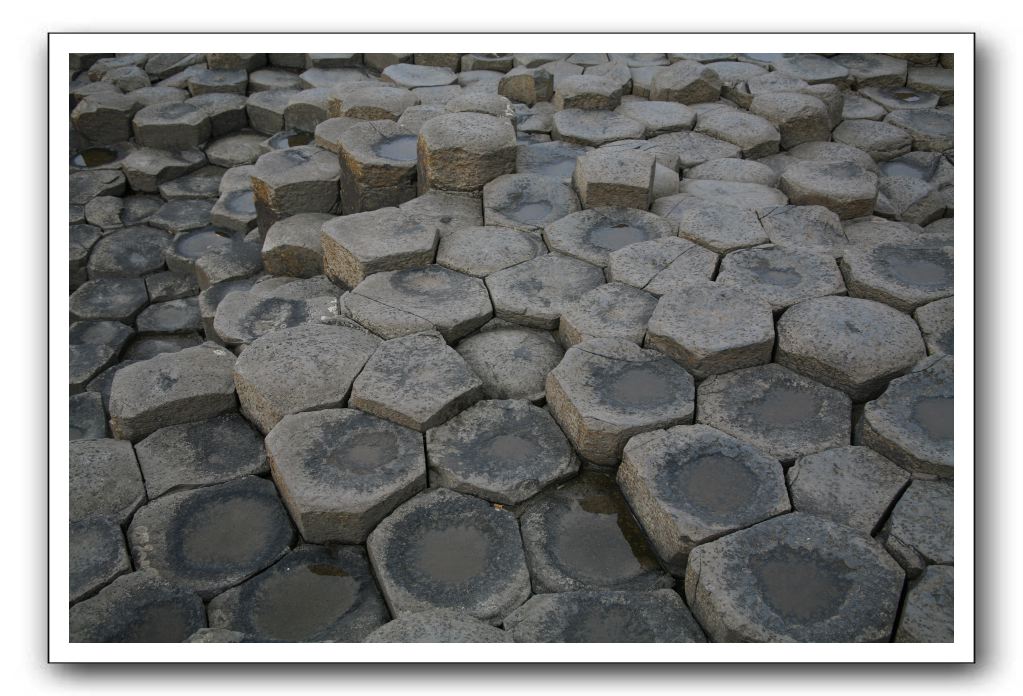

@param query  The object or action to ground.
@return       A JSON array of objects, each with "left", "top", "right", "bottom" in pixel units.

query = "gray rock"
[
  {"left": 619, "top": 424, "right": 790, "bottom": 573},
  {"left": 687, "top": 512, "right": 904, "bottom": 642},
  {"left": 503, "top": 590, "right": 706, "bottom": 642},
  {"left": 247, "top": 88, "right": 300, "bottom": 133},
  {"left": 572, "top": 149, "right": 655, "bottom": 210},
  {"left": 207, "top": 545, "right": 389, "bottom": 642},
  {"left": 127, "top": 476, "right": 295, "bottom": 599},
  {"left": 645, "top": 281, "right": 774, "bottom": 379},
  {"left": 833, "top": 119, "right": 913, "bottom": 162},
  {"left": 365, "top": 609, "right": 511, "bottom": 642},
  {"left": 69, "top": 516, "right": 131, "bottom": 604},
  {"left": 71, "top": 93, "right": 138, "bottom": 145},
  {"left": 121, "top": 147, "right": 206, "bottom": 192},
  {"left": 832, "top": 54, "right": 908, "bottom": 88},
  {"left": 313, "top": 116, "right": 361, "bottom": 153},
  {"left": 787, "top": 442, "right": 910, "bottom": 535},
  {"left": 124, "top": 333, "right": 203, "bottom": 360},
  {"left": 559, "top": 282, "right": 658, "bottom": 348},
  {"left": 717, "top": 246, "right": 846, "bottom": 312},
  {"left": 283, "top": 89, "right": 332, "bottom": 133},
  {"left": 212, "top": 284, "right": 341, "bottom": 349},
  {"left": 773, "top": 54, "right": 850, "bottom": 86},
  {"left": 69, "top": 439, "right": 146, "bottom": 525},
  {"left": 697, "top": 363, "right": 852, "bottom": 462},
  {"left": 779, "top": 161, "right": 879, "bottom": 219},
  {"left": 132, "top": 102, "right": 211, "bottom": 150},
  {"left": 553, "top": 74, "right": 622, "bottom": 111},
  {"left": 614, "top": 99, "right": 695, "bottom": 137},
  {"left": 399, "top": 189, "right": 484, "bottom": 237},
  {"left": 653, "top": 195, "right": 767, "bottom": 253},
  {"left": 383, "top": 63, "right": 456, "bottom": 89},
  {"left": 788, "top": 140, "right": 880, "bottom": 173},
  {"left": 686, "top": 157, "right": 779, "bottom": 186},
  {"left": 70, "top": 278, "right": 149, "bottom": 323},
  {"left": 679, "top": 178, "right": 787, "bottom": 210},
  {"left": 194, "top": 238, "right": 264, "bottom": 290},
  {"left": 880, "top": 479, "right": 953, "bottom": 577},
  {"left": 436, "top": 225, "right": 545, "bottom": 277},
  {"left": 551, "top": 109, "right": 645, "bottom": 146},
  {"left": 262, "top": 212, "right": 332, "bottom": 278},
  {"left": 70, "top": 571, "right": 206, "bottom": 642},
  {"left": 134, "top": 413, "right": 268, "bottom": 499},
  {"left": 860, "top": 86, "right": 941, "bottom": 113},
  {"left": 70, "top": 169, "right": 127, "bottom": 207},
  {"left": 134, "top": 297, "right": 200, "bottom": 335},
  {"left": 329, "top": 84, "right": 419, "bottom": 121},
  {"left": 483, "top": 174, "right": 581, "bottom": 231},
  {"left": 204, "top": 132, "right": 264, "bottom": 168},
  {"left": 749, "top": 92, "right": 831, "bottom": 149},
  {"left": 896, "top": 565, "right": 954, "bottom": 642},
  {"left": 462, "top": 54, "right": 515, "bottom": 72},
  {"left": 164, "top": 227, "right": 235, "bottom": 274},
  {"left": 336, "top": 120, "right": 419, "bottom": 214},
  {"left": 841, "top": 242, "right": 953, "bottom": 312},
  {"left": 498, "top": 66, "right": 554, "bottom": 106},
  {"left": 321, "top": 207, "right": 439, "bottom": 288},
  {"left": 367, "top": 487, "right": 530, "bottom": 623},
  {"left": 843, "top": 92, "right": 889, "bottom": 121},
  {"left": 185, "top": 628, "right": 249, "bottom": 643},
  {"left": 544, "top": 207, "right": 673, "bottom": 268},
  {"left": 251, "top": 145, "right": 340, "bottom": 235},
  {"left": 426, "top": 399, "right": 578, "bottom": 505},
  {"left": 758, "top": 204, "right": 849, "bottom": 258},
  {"left": 907, "top": 66, "right": 954, "bottom": 104},
  {"left": 210, "top": 188, "right": 258, "bottom": 234},
  {"left": 187, "top": 93, "right": 249, "bottom": 137},
  {"left": 914, "top": 296, "right": 954, "bottom": 355},
  {"left": 455, "top": 325, "right": 564, "bottom": 403},
  {"left": 350, "top": 331, "right": 484, "bottom": 431},
  {"left": 70, "top": 320, "right": 134, "bottom": 392},
  {"left": 417, "top": 112, "right": 517, "bottom": 193},
  {"left": 70, "top": 392, "right": 108, "bottom": 440},
  {"left": 108, "top": 343, "right": 237, "bottom": 441},
  {"left": 515, "top": 140, "right": 589, "bottom": 182},
  {"left": 607, "top": 236, "right": 718, "bottom": 296},
  {"left": 486, "top": 253, "right": 605, "bottom": 330},
  {"left": 777, "top": 295, "right": 926, "bottom": 401},
  {"left": 265, "top": 408, "right": 425, "bottom": 544},
  {"left": 547, "top": 338, "right": 695, "bottom": 465},
  {"left": 694, "top": 106, "right": 780, "bottom": 158},
  {"left": 87, "top": 225, "right": 171, "bottom": 279},
  {"left": 145, "top": 271, "right": 200, "bottom": 302},
  {"left": 187, "top": 68, "right": 247, "bottom": 97},
  {"left": 649, "top": 60, "right": 722, "bottom": 104},
  {"left": 884, "top": 108, "right": 954, "bottom": 152}
]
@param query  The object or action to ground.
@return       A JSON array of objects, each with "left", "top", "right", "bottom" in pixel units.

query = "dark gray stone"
[
  {"left": 914, "top": 296, "right": 954, "bottom": 355},
  {"left": 70, "top": 392, "right": 108, "bottom": 440},
  {"left": 716, "top": 246, "right": 847, "bottom": 312},
  {"left": 896, "top": 565, "right": 954, "bottom": 642},
  {"left": 455, "top": 324, "right": 564, "bottom": 403},
  {"left": 483, "top": 174, "right": 581, "bottom": 232},
  {"left": 70, "top": 278, "right": 149, "bottom": 323},
  {"left": 321, "top": 207, "right": 439, "bottom": 288},
  {"left": 880, "top": 479, "right": 953, "bottom": 578},
  {"left": 436, "top": 225, "right": 545, "bottom": 277},
  {"left": 69, "top": 439, "right": 146, "bottom": 525},
  {"left": 841, "top": 242, "right": 953, "bottom": 313},
  {"left": 136, "top": 297, "right": 201, "bottom": 334},
  {"left": 606, "top": 236, "right": 718, "bottom": 296},
  {"left": 486, "top": 254, "right": 606, "bottom": 330},
  {"left": 70, "top": 516, "right": 131, "bottom": 604},
  {"left": 87, "top": 225, "right": 171, "bottom": 279},
  {"left": 365, "top": 610, "right": 511, "bottom": 642},
  {"left": 544, "top": 207, "right": 673, "bottom": 268}
]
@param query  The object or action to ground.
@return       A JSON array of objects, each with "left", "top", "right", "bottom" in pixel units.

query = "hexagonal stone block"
[
  {"left": 880, "top": 479, "right": 953, "bottom": 578},
  {"left": 515, "top": 140, "right": 589, "bottom": 182},
  {"left": 572, "top": 149, "right": 655, "bottom": 210},
  {"left": 426, "top": 399, "right": 578, "bottom": 505},
  {"left": 896, "top": 565, "right": 954, "bottom": 642},
  {"left": 915, "top": 296, "right": 954, "bottom": 355},
  {"left": 542, "top": 208, "right": 667, "bottom": 268},
  {"left": 482, "top": 174, "right": 580, "bottom": 232},
  {"left": 697, "top": 363, "right": 852, "bottom": 463},
  {"left": 649, "top": 60, "right": 722, "bottom": 104},
  {"left": 365, "top": 609, "right": 511, "bottom": 643},
  {"left": 779, "top": 161, "right": 879, "bottom": 219},
  {"left": 71, "top": 93, "right": 139, "bottom": 145},
  {"left": 832, "top": 119, "right": 913, "bottom": 162},
  {"left": 645, "top": 281, "right": 774, "bottom": 379},
  {"left": 164, "top": 226, "right": 234, "bottom": 274},
  {"left": 265, "top": 408, "right": 425, "bottom": 544},
  {"left": 607, "top": 236, "right": 718, "bottom": 297},
  {"left": 135, "top": 298, "right": 201, "bottom": 335},
  {"left": 551, "top": 109, "right": 645, "bottom": 146},
  {"left": 212, "top": 282, "right": 341, "bottom": 348},
  {"left": 247, "top": 88, "right": 300, "bottom": 133},
  {"left": 498, "top": 66, "right": 554, "bottom": 106},
  {"left": 70, "top": 391, "right": 108, "bottom": 440},
  {"left": 187, "top": 93, "right": 249, "bottom": 137},
  {"left": 87, "top": 225, "right": 171, "bottom": 278},
  {"left": 749, "top": 92, "right": 831, "bottom": 149},
  {"left": 436, "top": 225, "right": 545, "bottom": 277},
  {"left": 519, "top": 472, "right": 670, "bottom": 592},
  {"left": 70, "top": 516, "right": 131, "bottom": 603},
  {"left": 884, "top": 109, "right": 953, "bottom": 152},
  {"left": 417, "top": 112, "right": 517, "bottom": 193},
  {"left": 776, "top": 296, "right": 926, "bottom": 401},
  {"left": 70, "top": 571, "right": 206, "bottom": 642},
  {"left": 552, "top": 74, "right": 622, "bottom": 111},
  {"left": 336, "top": 120, "right": 419, "bottom": 214},
  {"left": 654, "top": 194, "right": 766, "bottom": 253},
  {"left": 716, "top": 246, "right": 847, "bottom": 312},
  {"left": 251, "top": 145, "right": 340, "bottom": 235},
  {"left": 685, "top": 512, "right": 904, "bottom": 642},
  {"left": 841, "top": 242, "right": 953, "bottom": 313},
  {"left": 367, "top": 488, "right": 530, "bottom": 623},
  {"left": 69, "top": 438, "right": 146, "bottom": 525},
  {"left": 351, "top": 331, "right": 484, "bottom": 431},
  {"left": 615, "top": 99, "right": 696, "bottom": 137},
  {"left": 758, "top": 204, "right": 849, "bottom": 258},
  {"left": 559, "top": 282, "right": 658, "bottom": 348},
  {"left": 207, "top": 545, "right": 389, "bottom": 642},
  {"left": 686, "top": 157, "right": 779, "bottom": 186},
  {"left": 455, "top": 324, "right": 564, "bottom": 403},
  {"left": 678, "top": 178, "right": 787, "bottom": 211},
  {"left": 70, "top": 278, "right": 150, "bottom": 323},
  {"left": 321, "top": 207, "right": 439, "bottom": 289},
  {"left": 134, "top": 413, "right": 268, "bottom": 499},
  {"left": 861, "top": 355, "right": 954, "bottom": 477},
  {"left": 503, "top": 590, "right": 706, "bottom": 643},
  {"left": 619, "top": 424, "right": 789, "bottom": 573},
  {"left": 547, "top": 338, "right": 695, "bottom": 465},
  {"left": 108, "top": 343, "right": 237, "bottom": 441},
  {"left": 693, "top": 106, "right": 779, "bottom": 159},
  {"left": 234, "top": 322, "right": 380, "bottom": 434},
  {"left": 787, "top": 445, "right": 910, "bottom": 535},
  {"left": 486, "top": 253, "right": 605, "bottom": 330},
  {"left": 70, "top": 319, "right": 133, "bottom": 393},
  {"left": 832, "top": 54, "right": 908, "bottom": 88},
  {"left": 121, "top": 147, "right": 206, "bottom": 192},
  {"left": 132, "top": 102, "right": 211, "bottom": 150},
  {"left": 127, "top": 476, "right": 295, "bottom": 599},
  {"left": 346, "top": 266, "right": 492, "bottom": 342},
  {"left": 261, "top": 212, "right": 332, "bottom": 278}
]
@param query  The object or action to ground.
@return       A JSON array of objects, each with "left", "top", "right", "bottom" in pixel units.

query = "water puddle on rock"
[
  {"left": 270, "top": 131, "right": 314, "bottom": 149},
  {"left": 178, "top": 495, "right": 279, "bottom": 567},
  {"left": 173, "top": 228, "right": 233, "bottom": 259},
  {"left": 251, "top": 563, "right": 358, "bottom": 641},
  {"left": 327, "top": 430, "right": 399, "bottom": 475},
  {"left": 603, "top": 364, "right": 672, "bottom": 409},
  {"left": 912, "top": 396, "right": 954, "bottom": 441},
  {"left": 224, "top": 189, "right": 256, "bottom": 215},
  {"left": 671, "top": 454, "right": 757, "bottom": 518},
  {"left": 414, "top": 525, "right": 489, "bottom": 584},
  {"left": 748, "top": 387, "right": 818, "bottom": 427},
  {"left": 71, "top": 148, "right": 118, "bottom": 167},
  {"left": 588, "top": 223, "right": 650, "bottom": 251},
  {"left": 881, "top": 248, "right": 951, "bottom": 287},
  {"left": 372, "top": 135, "right": 418, "bottom": 162},
  {"left": 125, "top": 601, "right": 196, "bottom": 642},
  {"left": 751, "top": 545, "right": 852, "bottom": 623},
  {"left": 485, "top": 433, "right": 540, "bottom": 464},
  {"left": 503, "top": 200, "right": 553, "bottom": 225}
]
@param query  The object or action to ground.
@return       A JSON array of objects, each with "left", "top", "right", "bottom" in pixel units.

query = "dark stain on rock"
[
  {"left": 912, "top": 396, "right": 953, "bottom": 441},
  {"left": 751, "top": 545, "right": 853, "bottom": 623}
]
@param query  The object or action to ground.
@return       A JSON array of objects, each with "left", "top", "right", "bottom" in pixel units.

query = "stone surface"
[
  {"left": 336, "top": 120, "right": 419, "bottom": 214},
  {"left": 251, "top": 145, "right": 340, "bottom": 235},
  {"left": 486, "top": 253, "right": 605, "bottom": 330},
  {"left": 649, "top": 60, "right": 722, "bottom": 104},
  {"left": 607, "top": 236, "right": 718, "bottom": 296},
  {"left": 70, "top": 516, "right": 132, "bottom": 604},
  {"left": 365, "top": 610, "right": 511, "bottom": 643},
  {"left": 915, "top": 296, "right": 954, "bottom": 355},
  {"left": 426, "top": 399, "right": 578, "bottom": 504},
  {"left": 653, "top": 195, "right": 767, "bottom": 253},
  {"left": 880, "top": 479, "right": 954, "bottom": 577},
  {"left": 694, "top": 106, "right": 780, "bottom": 158},
  {"left": 367, "top": 488, "right": 530, "bottom": 623},
  {"left": 211, "top": 283, "right": 340, "bottom": 348},
  {"left": 776, "top": 296, "right": 926, "bottom": 401},
  {"left": 417, "top": 112, "right": 517, "bottom": 193},
  {"left": 559, "top": 282, "right": 658, "bottom": 348},
  {"left": 716, "top": 246, "right": 847, "bottom": 311},
  {"left": 70, "top": 391, "right": 108, "bottom": 440},
  {"left": 482, "top": 173, "right": 580, "bottom": 231},
  {"left": 436, "top": 225, "right": 545, "bottom": 277},
  {"left": 544, "top": 207, "right": 673, "bottom": 268},
  {"left": 132, "top": 102, "right": 211, "bottom": 150},
  {"left": 455, "top": 325, "right": 564, "bottom": 403},
  {"left": 841, "top": 242, "right": 953, "bottom": 312},
  {"left": 685, "top": 512, "right": 904, "bottom": 642},
  {"left": 780, "top": 161, "right": 879, "bottom": 219},
  {"left": 758, "top": 204, "right": 849, "bottom": 258},
  {"left": 86, "top": 225, "right": 171, "bottom": 278},
  {"left": 832, "top": 119, "right": 913, "bottom": 161},
  {"left": 547, "top": 338, "right": 695, "bottom": 465},
  {"left": 749, "top": 92, "right": 831, "bottom": 149},
  {"left": 896, "top": 565, "right": 954, "bottom": 642},
  {"left": 262, "top": 212, "right": 332, "bottom": 278},
  {"left": 321, "top": 207, "right": 439, "bottom": 288},
  {"left": 69, "top": 438, "right": 146, "bottom": 526},
  {"left": 572, "top": 149, "right": 655, "bottom": 209},
  {"left": 615, "top": 99, "right": 695, "bottom": 137},
  {"left": 551, "top": 109, "right": 645, "bottom": 146}
]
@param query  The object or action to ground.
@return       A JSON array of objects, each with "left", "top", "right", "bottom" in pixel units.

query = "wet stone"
[
  {"left": 211, "top": 189, "right": 258, "bottom": 234},
  {"left": 149, "top": 199, "right": 214, "bottom": 234},
  {"left": 880, "top": 479, "right": 953, "bottom": 578},
  {"left": 336, "top": 120, "right": 418, "bottom": 214},
  {"left": 127, "top": 476, "right": 295, "bottom": 600},
  {"left": 70, "top": 391, "right": 108, "bottom": 440},
  {"left": 685, "top": 512, "right": 904, "bottom": 642},
  {"left": 365, "top": 609, "right": 511, "bottom": 643},
  {"left": 132, "top": 102, "right": 211, "bottom": 150},
  {"left": 366, "top": 488, "right": 530, "bottom": 623},
  {"left": 486, "top": 253, "right": 606, "bottom": 330},
  {"left": 134, "top": 413, "right": 268, "bottom": 499},
  {"left": 261, "top": 130, "right": 316, "bottom": 152},
  {"left": 426, "top": 399, "right": 578, "bottom": 505},
  {"left": 503, "top": 590, "right": 706, "bottom": 643},
  {"left": 164, "top": 227, "right": 234, "bottom": 273},
  {"left": 607, "top": 236, "right": 718, "bottom": 296},
  {"left": 159, "top": 167, "right": 224, "bottom": 200},
  {"left": 69, "top": 516, "right": 131, "bottom": 604},
  {"left": 71, "top": 93, "right": 139, "bottom": 145},
  {"left": 559, "top": 282, "right": 658, "bottom": 348},
  {"left": 436, "top": 225, "right": 545, "bottom": 278},
  {"left": 884, "top": 108, "right": 954, "bottom": 153},
  {"left": 145, "top": 271, "right": 199, "bottom": 303},
  {"left": 207, "top": 545, "right": 389, "bottom": 642},
  {"left": 619, "top": 424, "right": 789, "bottom": 573},
  {"left": 124, "top": 333, "right": 203, "bottom": 360},
  {"left": 455, "top": 325, "right": 564, "bottom": 403},
  {"left": 417, "top": 112, "right": 517, "bottom": 193},
  {"left": 787, "top": 445, "right": 910, "bottom": 535},
  {"left": 212, "top": 286, "right": 340, "bottom": 349},
  {"left": 251, "top": 145, "right": 340, "bottom": 235},
  {"left": 547, "top": 338, "right": 696, "bottom": 465},
  {"left": 121, "top": 147, "right": 206, "bottom": 192},
  {"left": 832, "top": 120, "right": 913, "bottom": 162},
  {"left": 69, "top": 319, "right": 133, "bottom": 392},
  {"left": 841, "top": 243, "right": 953, "bottom": 313},
  {"left": 914, "top": 296, "right": 954, "bottom": 355},
  {"left": 69, "top": 278, "right": 149, "bottom": 323},
  {"left": 483, "top": 174, "right": 581, "bottom": 232},
  {"left": 69, "top": 439, "right": 146, "bottom": 525},
  {"left": 351, "top": 331, "right": 484, "bottom": 431},
  {"left": 653, "top": 195, "right": 767, "bottom": 253},
  {"left": 70, "top": 169, "right": 126, "bottom": 205},
  {"left": 234, "top": 322, "right": 380, "bottom": 434},
  {"left": 776, "top": 295, "right": 926, "bottom": 401},
  {"left": 860, "top": 355, "right": 954, "bottom": 478},
  {"left": 136, "top": 297, "right": 201, "bottom": 334},
  {"left": 70, "top": 571, "right": 206, "bottom": 642},
  {"left": 519, "top": 472, "right": 670, "bottom": 592},
  {"left": 194, "top": 239, "right": 264, "bottom": 289},
  {"left": 87, "top": 225, "right": 170, "bottom": 279},
  {"left": 717, "top": 245, "right": 846, "bottom": 312},
  {"left": 697, "top": 363, "right": 852, "bottom": 463},
  {"left": 265, "top": 408, "right": 425, "bottom": 544},
  {"left": 108, "top": 342, "right": 237, "bottom": 441},
  {"left": 896, "top": 565, "right": 954, "bottom": 642},
  {"left": 516, "top": 141, "right": 590, "bottom": 183},
  {"left": 551, "top": 108, "right": 645, "bottom": 146}
]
